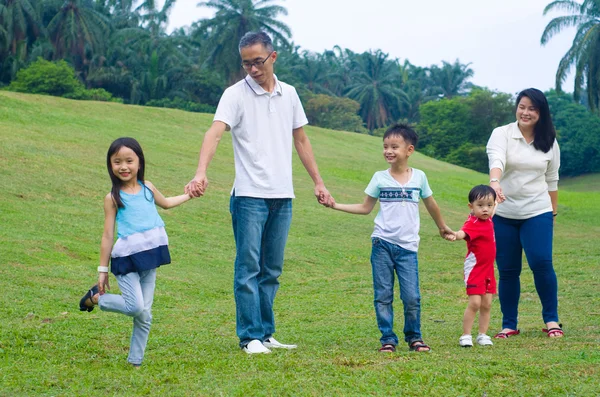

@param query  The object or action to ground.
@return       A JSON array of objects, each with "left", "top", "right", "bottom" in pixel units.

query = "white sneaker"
[
  {"left": 263, "top": 337, "right": 297, "bottom": 349},
  {"left": 476, "top": 334, "right": 493, "bottom": 346},
  {"left": 459, "top": 334, "right": 473, "bottom": 347},
  {"left": 243, "top": 339, "right": 271, "bottom": 354}
]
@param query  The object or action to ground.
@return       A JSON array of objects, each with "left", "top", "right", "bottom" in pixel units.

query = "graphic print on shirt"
[{"left": 378, "top": 187, "right": 421, "bottom": 204}]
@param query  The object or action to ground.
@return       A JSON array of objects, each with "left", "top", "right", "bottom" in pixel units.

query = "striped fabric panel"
[{"left": 111, "top": 226, "right": 169, "bottom": 258}]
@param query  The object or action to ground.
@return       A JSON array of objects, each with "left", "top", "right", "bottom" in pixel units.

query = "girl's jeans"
[
  {"left": 494, "top": 212, "right": 558, "bottom": 330},
  {"left": 230, "top": 194, "right": 293, "bottom": 348},
  {"left": 98, "top": 269, "right": 156, "bottom": 365},
  {"left": 370, "top": 237, "right": 422, "bottom": 346}
]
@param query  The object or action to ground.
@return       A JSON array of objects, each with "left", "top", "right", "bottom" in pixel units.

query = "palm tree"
[
  {"left": 195, "top": 0, "right": 291, "bottom": 84},
  {"left": 541, "top": 0, "right": 600, "bottom": 113},
  {"left": 344, "top": 50, "right": 408, "bottom": 130},
  {"left": 47, "top": 0, "right": 111, "bottom": 76},
  {"left": 0, "top": 0, "right": 42, "bottom": 55},
  {"left": 291, "top": 51, "right": 336, "bottom": 95},
  {"left": 89, "top": 1, "right": 190, "bottom": 104},
  {"left": 136, "top": 0, "right": 176, "bottom": 37},
  {"left": 428, "top": 59, "right": 474, "bottom": 98}
]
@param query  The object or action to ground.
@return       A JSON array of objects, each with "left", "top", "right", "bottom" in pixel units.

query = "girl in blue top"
[{"left": 79, "top": 137, "right": 192, "bottom": 367}]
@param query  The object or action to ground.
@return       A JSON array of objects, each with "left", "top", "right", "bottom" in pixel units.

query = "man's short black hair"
[{"left": 239, "top": 31, "right": 274, "bottom": 52}]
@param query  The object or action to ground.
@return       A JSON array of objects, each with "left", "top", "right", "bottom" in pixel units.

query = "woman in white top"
[{"left": 486, "top": 88, "right": 563, "bottom": 339}]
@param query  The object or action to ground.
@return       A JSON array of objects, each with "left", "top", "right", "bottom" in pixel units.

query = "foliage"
[
  {"left": 418, "top": 88, "right": 514, "bottom": 172},
  {"left": 541, "top": 0, "right": 600, "bottom": 114},
  {"left": 464, "top": 88, "right": 515, "bottom": 142},
  {"left": 0, "top": 0, "right": 480, "bottom": 130},
  {"left": 428, "top": 59, "right": 474, "bottom": 98},
  {"left": 146, "top": 97, "right": 216, "bottom": 113},
  {"left": 546, "top": 89, "right": 600, "bottom": 176},
  {"left": 418, "top": 97, "right": 472, "bottom": 158},
  {"left": 46, "top": 0, "right": 111, "bottom": 76},
  {"left": 304, "top": 94, "right": 367, "bottom": 133},
  {"left": 344, "top": 50, "right": 408, "bottom": 130},
  {"left": 418, "top": 88, "right": 600, "bottom": 176},
  {"left": 64, "top": 87, "right": 121, "bottom": 102},
  {"left": 1, "top": 91, "right": 599, "bottom": 396},
  {"left": 8, "top": 57, "right": 85, "bottom": 96},
  {"left": 444, "top": 142, "right": 489, "bottom": 173},
  {"left": 8, "top": 57, "right": 115, "bottom": 101},
  {"left": 194, "top": 0, "right": 292, "bottom": 84}
]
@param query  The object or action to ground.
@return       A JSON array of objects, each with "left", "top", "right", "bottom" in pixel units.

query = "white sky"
[{"left": 166, "top": 0, "right": 577, "bottom": 95}]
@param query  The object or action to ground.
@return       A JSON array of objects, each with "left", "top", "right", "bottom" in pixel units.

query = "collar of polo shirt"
[
  {"left": 511, "top": 121, "right": 531, "bottom": 141},
  {"left": 245, "top": 74, "right": 283, "bottom": 96}
]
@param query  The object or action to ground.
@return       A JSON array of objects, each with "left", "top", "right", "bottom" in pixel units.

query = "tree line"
[{"left": 1, "top": 0, "right": 599, "bottom": 176}]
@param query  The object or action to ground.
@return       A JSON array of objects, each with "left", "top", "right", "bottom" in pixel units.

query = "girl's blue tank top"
[{"left": 115, "top": 182, "right": 165, "bottom": 238}]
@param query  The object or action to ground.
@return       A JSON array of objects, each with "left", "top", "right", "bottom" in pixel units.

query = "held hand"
[
  {"left": 490, "top": 181, "right": 505, "bottom": 203},
  {"left": 185, "top": 174, "right": 208, "bottom": 198},
  {"left": 446, "top": 232, "right": 457, "bottom": 241},
  {"left": 98, "top": 272, "right": 110, "bottom": 295},
  {"left": 315, "top": 183, "right": 335, "bottom": 208},
  {"left": 328, "top": 196, "right": 336, "bottom": 209},
  {"left": 439, "top": 225, "right": 455, "bottom": 240}
]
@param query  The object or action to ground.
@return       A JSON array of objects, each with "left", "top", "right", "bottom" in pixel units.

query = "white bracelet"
[
  {"left": 489, "top": 178, "right": 500, "bottom": 183},
  {"left": 98, "top": 266, "right": 109, "bottom": 273}
]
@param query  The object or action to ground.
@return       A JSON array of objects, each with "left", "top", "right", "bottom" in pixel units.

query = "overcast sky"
[{"left": 166, "top": 0, "right": 577, "bottom": 95}]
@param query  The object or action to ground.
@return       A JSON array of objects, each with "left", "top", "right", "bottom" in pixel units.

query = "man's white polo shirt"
[{"left": 214, "top": 74, "right": 308, "bottom": 199}]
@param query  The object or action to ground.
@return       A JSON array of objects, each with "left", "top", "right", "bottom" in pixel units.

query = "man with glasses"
[{"left": 185, "top": 31, "right": 334, "bottom": 354}]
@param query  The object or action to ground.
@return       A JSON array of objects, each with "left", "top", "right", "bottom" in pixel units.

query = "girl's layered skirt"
[{"left": 110, "top": 226, "right": 171, "bottom": 275}]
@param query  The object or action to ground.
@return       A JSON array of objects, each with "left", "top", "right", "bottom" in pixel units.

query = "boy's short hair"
[
  {"left": 468, "top": 185, "right": 497, "bottom": 203},
  {"left": 383, "top": 123, "right": 418, "bottom": 147}
]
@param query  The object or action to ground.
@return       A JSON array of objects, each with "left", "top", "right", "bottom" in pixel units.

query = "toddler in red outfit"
[{"left": 452, "top": 185, "right": 497, "bottom": 347}]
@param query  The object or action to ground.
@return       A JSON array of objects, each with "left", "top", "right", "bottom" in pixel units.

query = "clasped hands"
[{"left": 184, "top": 177, "right": 336, "bottom": 209}]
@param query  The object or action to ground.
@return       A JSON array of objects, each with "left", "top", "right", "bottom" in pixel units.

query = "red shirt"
[{"left": 462, "top": 214, "right": 496, "bottom": 270}]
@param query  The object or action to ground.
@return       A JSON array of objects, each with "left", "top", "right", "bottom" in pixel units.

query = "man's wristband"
[
  {"left": 98, "top": 266, "right": 109, "bottom": 273},
  {"left": 489, "top": 178, "right": 500, "bottom": 183},
  {"left": 553, "top": 213, "right": 558, "bottom": 217}
]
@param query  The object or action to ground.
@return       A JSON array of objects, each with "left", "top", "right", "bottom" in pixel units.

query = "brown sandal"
[
  {"left": 379, "top": 344, "right": 396, "bottom": 353},
  {"left": 409, "top": 341, "right": 431, "bottom": 352}
]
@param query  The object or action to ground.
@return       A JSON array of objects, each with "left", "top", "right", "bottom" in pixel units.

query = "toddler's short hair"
[
  {"left": 468, "top": 185, "right": 497, "bottom": 203},
  {"left": 383, "top": 123, "right": 418, "bottom": 147}
]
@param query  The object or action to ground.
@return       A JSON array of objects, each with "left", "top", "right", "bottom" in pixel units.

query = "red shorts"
[{"left": 465, "top": 264, "right": 496, "bottom": 295}]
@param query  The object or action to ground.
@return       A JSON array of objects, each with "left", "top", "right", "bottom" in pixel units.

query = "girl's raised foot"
[{"left": 79, "top": 285, "right": 99, "bottom": 312}]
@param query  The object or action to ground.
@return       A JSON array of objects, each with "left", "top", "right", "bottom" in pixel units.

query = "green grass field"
[
  {"left": 559, "top": 173, "right": 600, "bottom": 192},
  {"left": 1, "top": 91, "right": 599, "bottom": 396}
]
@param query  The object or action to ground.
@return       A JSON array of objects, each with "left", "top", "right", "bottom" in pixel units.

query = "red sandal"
[
  {"left": 494, "top": 329, "right": 520, "bottom": 339},
  {"left": 542, "top": 324, "right": 564, "bottom": 338}
]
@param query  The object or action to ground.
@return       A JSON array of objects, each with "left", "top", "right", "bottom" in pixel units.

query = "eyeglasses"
[{"left": 241, "top": 51, "right": 274, "bottom": 70}]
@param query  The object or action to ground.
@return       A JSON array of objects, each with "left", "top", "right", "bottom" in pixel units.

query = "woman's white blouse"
[{"left": 486, "top": 122, "right": 560, "bottom": 219}]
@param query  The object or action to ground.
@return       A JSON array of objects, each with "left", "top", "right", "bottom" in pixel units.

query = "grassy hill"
[
  {"left": 560, "top": 173, "right": 600, "bottom": 192},
  {"left": 1, "top": 91, "right": 598, "bottom": 396}
]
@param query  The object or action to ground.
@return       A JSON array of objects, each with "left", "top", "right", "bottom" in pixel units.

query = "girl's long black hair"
[
  {"left": 516, "top": 88, "right": 556, "bottom": 153},
  {"left": 106, "top": 137, "right": 151, "bottom": 208}
]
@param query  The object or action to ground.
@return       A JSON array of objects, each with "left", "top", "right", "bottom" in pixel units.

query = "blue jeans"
[
  {"left": 98, "top": 269, "right": 156, "bottom": 365},
  {"left": 230, "top": 193, "right": 292, "bottom": 347},
  {"left": 494, "top": 212, "right": 558, "bottom": 330},
  {"left": 370, "top": 237, "right": 422, "bottom": 346}
]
